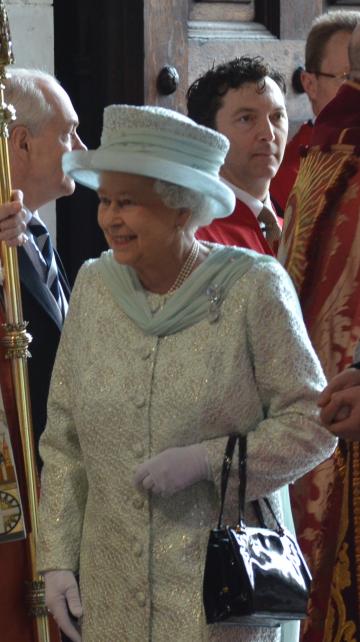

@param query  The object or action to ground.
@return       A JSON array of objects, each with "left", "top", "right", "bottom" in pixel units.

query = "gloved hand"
[
  {"left": 133, "top": 444, "right": 211, "bottom": 496},
  {"left": 44, "top": 570, "right": 83, "bottom": 642}
]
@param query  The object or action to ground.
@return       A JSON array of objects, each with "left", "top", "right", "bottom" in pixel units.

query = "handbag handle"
[
  {"left": 217, "top": 433, "right": 284, "bottom": 534},
  {"left": 217, "top": 433, "right": 237, "bottom": 529},
  {"left": 238, "top": 434, "right": 284, "bottom": 533}
]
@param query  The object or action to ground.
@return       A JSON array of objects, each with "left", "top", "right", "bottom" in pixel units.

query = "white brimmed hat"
[{"left": 62, "top": 104, "right": 235, "bottom": 222}]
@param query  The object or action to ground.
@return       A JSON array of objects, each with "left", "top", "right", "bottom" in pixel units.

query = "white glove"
[
  {"left": 133, "top": 444, "right": 211, "bottom": 496},
  {"left": 44, "top": 570, "right": 82, "bottom": 642}
]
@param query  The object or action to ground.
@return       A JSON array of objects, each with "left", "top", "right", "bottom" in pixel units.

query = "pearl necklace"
[{"left": 166, "top": 239, "right": 200, "bottom": 294}]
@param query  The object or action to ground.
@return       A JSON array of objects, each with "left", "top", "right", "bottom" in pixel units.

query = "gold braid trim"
[
  {"left": 285, "top": 146, "right": 357, "bottom": 295},
  {"left": 335, "top": 442, "right": 347, "bottom": 481},
  {"left": 324, "top": 443, "right": 360, "bottom": 641},
  {"left": 324, "top": 448, "right": 352, "bottom": 641},
  {"left": 338, "top": 128, "right": 350, "bottom": 145},
  {"left": 352, "top": 442, "right": 360, "bottom": 618}
]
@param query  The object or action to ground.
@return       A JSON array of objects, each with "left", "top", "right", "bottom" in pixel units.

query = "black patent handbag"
[{"left": 203, "top": 434, "right": 312, "bottom": 627}]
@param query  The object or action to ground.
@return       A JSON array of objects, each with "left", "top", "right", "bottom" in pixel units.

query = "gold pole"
[{"left": 0, "top": 2, "right": 51, "bottom": 641}]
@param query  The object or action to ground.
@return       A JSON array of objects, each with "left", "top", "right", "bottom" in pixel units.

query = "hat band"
[{"left": 100, "top": 131, "right": 225, "bottom": 176}]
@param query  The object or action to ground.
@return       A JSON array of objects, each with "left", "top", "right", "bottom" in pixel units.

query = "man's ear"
[
  {"left": 8, "top": 125, "right": 31, "bottom": 161},
  {"left": 300, "top": 70, "right": 318, "bottom": 102}
]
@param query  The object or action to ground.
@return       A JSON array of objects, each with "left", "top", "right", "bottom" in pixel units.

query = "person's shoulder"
[
  {"left": 249, "top": 253, "right": 286, "bottom": 274},
  {"left": 223, "top": 244, "right": 277, "bottom": 265},
  {"left": 72, "top": 252, "right": 112, "bottom": 289},
  {"left": 79, "top": 250, "right": 112, "bottom": 274},
  {"left": 241, "top": 252, "right": 294, "bottom": 291},
  {"left": 291, "top": 120, "right": 313, "bottom": 141},
  {"left": 283, "top": 121, "right": 313, "bottom": 153},
  {"left": 214, "top": 244, "right": 283, "bottom": 286},
  {"left": 210, "top": 243, "right": 277, "bottom": 267},
  {"left": 236, "top": 258, "right": 301, "bottom": 322}
]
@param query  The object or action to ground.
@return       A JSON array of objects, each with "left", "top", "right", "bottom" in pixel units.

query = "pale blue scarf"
[{"left": 95, "top": 246, "right": 273, "bottom": 336}]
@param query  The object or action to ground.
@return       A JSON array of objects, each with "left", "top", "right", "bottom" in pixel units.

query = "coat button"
[
  {"left": 133, "top": 443, "right": 145, "bottom": 458},
  {"left": 136, "top": 344, "right": 152, "bottom": 360},
  {"left": 136, "top": 591, "right": 146, "bottom": 607},
  {"left": 133, "top": 542, "right": 143, "bottom": 557},
  {"left": 132, "top": 496, "right": 145, "bottom": 510},
  {"left": 134, "top": 396, "right": 145, "bottom": 408},
  {"left": 149, "top": 300, "right": 161, "bottom": 313}
]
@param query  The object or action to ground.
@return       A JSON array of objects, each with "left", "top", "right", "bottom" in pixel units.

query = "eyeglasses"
[{"left": 314, "top": 71, "right": 350, "bottom": 83}]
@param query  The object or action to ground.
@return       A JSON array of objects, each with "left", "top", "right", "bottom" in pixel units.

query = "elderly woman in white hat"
[{"left": 37, "top": 105, "right": 336, "bottom": 642}]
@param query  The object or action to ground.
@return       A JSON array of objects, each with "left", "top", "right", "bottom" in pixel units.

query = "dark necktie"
[
  {"left": 29, "top": 217, "right": 62, "bottom": 310},
  {"left": 258, "top": 206, "right": 282, "bottom": 250}
]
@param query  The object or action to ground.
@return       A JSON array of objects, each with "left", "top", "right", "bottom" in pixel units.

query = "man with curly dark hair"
[{"left": 187, "top": 56, "right": 288, "bottom": 255}]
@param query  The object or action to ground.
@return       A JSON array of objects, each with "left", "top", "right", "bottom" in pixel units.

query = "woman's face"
[{"left": 97, "top": 171, "right": 183, "bottom": 270}]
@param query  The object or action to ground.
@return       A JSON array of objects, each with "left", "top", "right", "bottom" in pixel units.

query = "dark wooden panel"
[
  {"left": 255, "top": 0, "right": 322, "bottom": 39},
  {"left": 194, "top": 0, "right": 251, "bottom": 3},
  {"left": 255, "top": 0, "right": 280, "bottom": 37},
  {"left": 279, "top": 0, "right": 322, "bottom": 39},
  {"left": 189, "top": 2, "right": 254, "bottom": 20},
  {"left": 328, "top": 1, "right": 360, "bottom": 5},
  {"left": 144, "top": 0, "right": 189, "bottom": 111},
  {"left": 54, "top": 0, "right": 144, "bottom": 284}
]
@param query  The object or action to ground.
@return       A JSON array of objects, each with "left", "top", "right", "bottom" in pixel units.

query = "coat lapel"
[
  {"left": 18, "top": 247, "right": 64, "bottom": 330},
  {"left": 54, "top": 248, "right": 71, "bottom": 300}
]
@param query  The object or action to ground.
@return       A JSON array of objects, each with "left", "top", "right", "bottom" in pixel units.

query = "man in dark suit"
[
  {"left": 0, "top": 68, "right": 85, "bottom": 469},
  {"left": 0, "top": 68, "right": 85, "bottom": 642}
]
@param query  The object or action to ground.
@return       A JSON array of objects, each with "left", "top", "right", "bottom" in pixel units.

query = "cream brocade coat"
[{"left": 38, "top": 255, "right": 336, "bottom": 642}]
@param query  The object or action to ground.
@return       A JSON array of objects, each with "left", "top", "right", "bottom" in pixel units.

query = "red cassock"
[
  {"left": 270, "top": 120, "right": 313, "bottom": 212},
  {"left": 0, "top": 305, "right": 61, "bottom": 642},
  {"left": 196, "top": 197, "right": 279, "bottom": 255}
]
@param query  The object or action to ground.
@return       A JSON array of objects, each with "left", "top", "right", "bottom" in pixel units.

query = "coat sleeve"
[
  {"left": 203, "top": 259, "right": 337, "bottom": 501},
  {"left": 37, "top": 265, "right": 90, "bottom": 572}
]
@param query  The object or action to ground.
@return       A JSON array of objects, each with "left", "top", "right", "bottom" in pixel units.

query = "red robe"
[
  {"left": 270, "top": 120, "right": 313, "bottom": 212},
  {"left": 196, "top": 197, "right": 277, "bottom": 255},
  {"left": 278, "top": 81, "right": 360, "bottom": 642},
  {"left": 0, "top": 304, "right": 61, "bottom": 641}
]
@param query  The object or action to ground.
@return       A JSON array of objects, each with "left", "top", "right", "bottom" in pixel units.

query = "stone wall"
[
  {"left": 6, "top": 0, "right": 55, "bottom": 238},
  {"left": 7, "top": 0, "right": 53, "bottom": 71}
]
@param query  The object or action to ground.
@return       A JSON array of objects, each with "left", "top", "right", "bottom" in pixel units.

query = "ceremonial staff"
[{"left": 0, "top": 2, "right": 53, "bottom": 641}]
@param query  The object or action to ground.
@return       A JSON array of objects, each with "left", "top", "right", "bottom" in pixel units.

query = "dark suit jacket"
[{"left": 18, "top": 246, "right": 70, "bottom": 470}]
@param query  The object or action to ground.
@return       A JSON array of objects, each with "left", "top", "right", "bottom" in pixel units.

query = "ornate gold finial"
[
  {"left": 0, "top": 1, "right": 14, "bottom": 69},
  {"left": 0, "top": 1, "right": 16, "bottom": 138}
]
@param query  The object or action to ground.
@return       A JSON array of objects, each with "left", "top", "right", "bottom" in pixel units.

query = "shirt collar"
[
  {"left": 221, "top": 178, "right": 275, "bottom": 219},
  {"left": 23, "top": 206, "right": 46, "bottom": 226},
  {"left": 22, "top": 205, "right": 33, "bottom": 226}
]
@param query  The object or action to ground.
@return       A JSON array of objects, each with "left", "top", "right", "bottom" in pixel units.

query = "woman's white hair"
[
  {"left": 5, "top": 68, "right": 60, "bottom": 134},
  {"left": 154, "top": 179, "right": 210, "bottom": 228}
]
